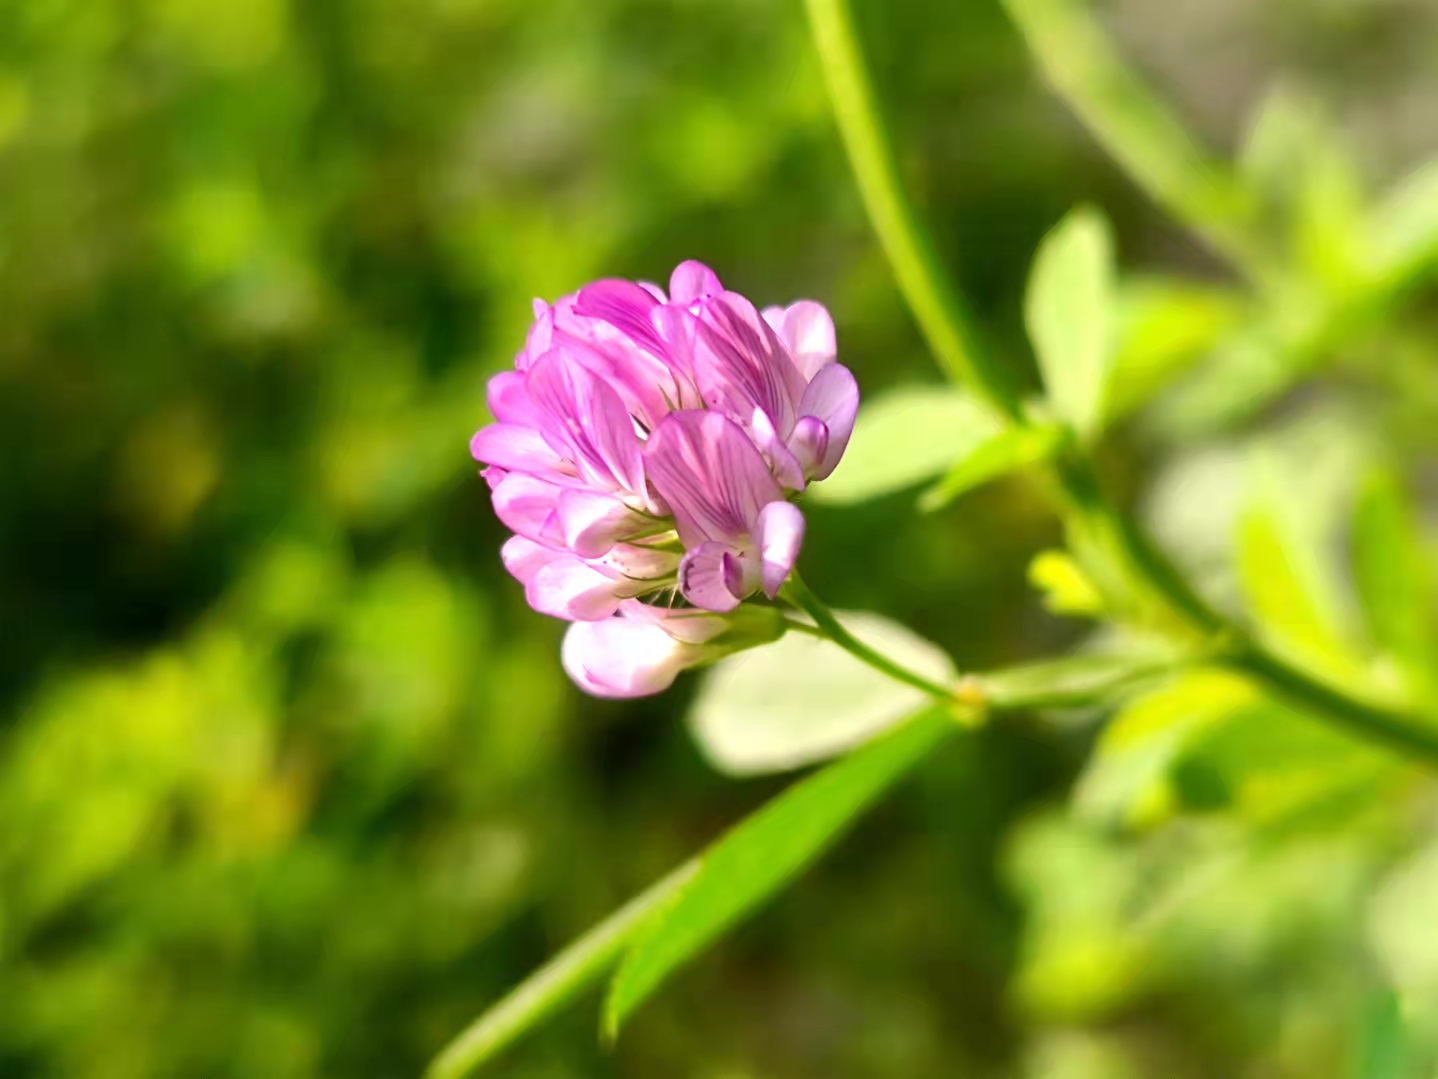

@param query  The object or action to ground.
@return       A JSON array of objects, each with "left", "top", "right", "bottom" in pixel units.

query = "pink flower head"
[{"left": 471, "top": 260, "right": 859, "bottom": 695}]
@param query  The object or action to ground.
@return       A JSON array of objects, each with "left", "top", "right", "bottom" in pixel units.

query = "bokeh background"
[{"left": 4, "top": 0, "right": 1438, "bottom": 1076}]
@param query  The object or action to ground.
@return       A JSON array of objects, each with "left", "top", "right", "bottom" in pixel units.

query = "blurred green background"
[{"left": 4, "top": 0, "right": 1438, "bottom": 1075}]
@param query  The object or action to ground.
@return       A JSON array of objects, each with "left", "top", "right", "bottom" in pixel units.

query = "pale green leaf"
[
  {"left": 1105, "top": 278, "right": 1246, "bottom": 419},
  {"left": 1352, "top": 468, "right": 1435, "bottom": 693},
  {"left": 1025, "top": 206, "right": 1117, "bottom": 438},
  {"left": 425, "top": 861, "right": 699, "bottom": 1079},
  {"left": 810, "top": 384, "right": 1001, "bottom": 504},
  {"left": 689, "top": 612, "right": 956, "bottom": 776},
  {"left": 1028, "top": 549, "right": 1105, "bottom": 616},
  {"left": 1236, "top": 455, "right": 1364, "bottom": 682},
  {"left": 1074, "top": 670, "right": 1254, "bottom": 827},
  {"left": 605, "top": 707, "right": 954, "bottom": 1035},
  {"left": 1239, "top": 84, "right": 1368, "bottom": 289},
  {"left": 917, "top": 422, "right": 1063, "bottom": 512},
  {"left": 1368, "top": 158, "right": 1438, "bottom": 283}
]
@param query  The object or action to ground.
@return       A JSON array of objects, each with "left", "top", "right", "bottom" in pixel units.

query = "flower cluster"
[{"left": 471, "top": 260, "right": 858, "bottom": 697}]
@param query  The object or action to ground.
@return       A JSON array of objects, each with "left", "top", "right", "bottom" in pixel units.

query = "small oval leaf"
[{"left": 689, "top": 612, "right": 957, "bottom": 776}]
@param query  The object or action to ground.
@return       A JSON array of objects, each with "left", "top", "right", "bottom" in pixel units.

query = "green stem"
[
  {"left": 782, "top": 574, "right": 958, "bottom": 701},
  {"left": 803, "top": 0, "right": 1438, "bottom": 770},
  {"left": 803, "top": 0, "right": 1022, "bottom": 421},
  {"left": 1222, "top": 643, "right": 1438, "bottom": 765}
]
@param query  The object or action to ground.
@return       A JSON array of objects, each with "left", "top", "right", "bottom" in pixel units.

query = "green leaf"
[
  {"left": 1074, "top": 670, "right": 1254, "bottom": 828},
  {"left": 1028, "top": 550, "right": 1105, "bottom": 616},
  {"left": 689, "top": 612, "right": 956, "bottom": 776},
  {"left": 1369, "top": 159, "right": 1438, "bottom": 284},
  {"left": 809, "top": 384, "right": 1001, "bottom": 504},
  {"left": 1025, "top": 206, "right": 1117, "bottom": 439},
  {"left": 917, "top": 422, "right": 1063, "bottom": 512},
  {"left": 1351, "top": 989, "right": 1410, "bottom": 1079},
  {"left": 425, "top": 861, "right": 699, "bottom": 1079},
  {"left": 1239, "top": 84, "right": 1367, "bottom": 290},
  {"left": 1352, "top": 468, "right": 1435, "bottom": 693},
  {"left": 1236, "top": 460, "right": 1362, "bottom": 682},
  {"left": 605, "top": 707, "right": 954, "bottom": 1036},
  {"left": 1105, "top": 277, "right": 1246, "bottom": 419}
]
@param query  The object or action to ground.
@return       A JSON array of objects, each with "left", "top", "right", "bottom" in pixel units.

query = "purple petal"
[
  {"left": 526, "top": 351, "right": 646, "bottom": 495},
  {"left": 668, "top": 260, "right": 724, "bottom": 304},
  {"left": 796, "top": 363, "right": 859, "bottom": 480},
  {"left": 788, "top": 416, "right": 830, "bottom": 478},
  {"left": 557, "top": 488, "right": 646, "bottom": 559},
  {"left": 748, "top": 406, "right": 807, "bottom": 492},
  {"left": 679, "top": 541, "right": 745, "bottom": 612},
  {"left": 470, "top": 423, "right": 566, "bottom": 475},
  {"left": 754, "top": 500, "right": 805, "bottom": 598},
  {"left": 574, "top": 278, "right": 666, "bottom": 357},
  {"left": 644, "top": 410, "right": 782, "bottom": 547},
  {"left": 561, "top": 618, "right": 698, "bottom": 698},
  {"left": 693, "top": 293, "right": 806, "bottom": 434}
]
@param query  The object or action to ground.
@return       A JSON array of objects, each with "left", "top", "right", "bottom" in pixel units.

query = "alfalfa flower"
[{"left": 471, "top": 260, "right": 859, "bottom": 696}]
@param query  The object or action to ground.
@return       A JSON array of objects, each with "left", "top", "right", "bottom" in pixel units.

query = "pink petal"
[
  {"left": 527, "top": 557, "right": 628, "bottom": 621},
  {"left": 668, "top": 260, "right": 724, "bottom": 304},
  {"left": 490, "top": 472, "right": 565, "bottom": 546},
  {"left": 470, "top": 423, "right": 565, "bottom": 475},
  {"left": 754, "top": 500, "right": 805, "bottom": 598},
  {"left": 599, "top": 543, "right": 680, "bottom": 582},
  {"left": 779, "top": 301, "right": 836, "bottom": 379},
  {"left": 796, "top": 363, "right": 859, "bottom": 480},
  {"left": 561, "top": 618, "right": 699, "bottom": 698},
  {"left": 526, "top": 351, "right": 645, "bottom": 495},
  {"left": 614, "top": 599, "right": 731, "bottom": 644},
  {"left": 574, "top": 278, "right": 666, "bottom": 357},
  {"left": 749, "top": 406, "right": 807, "bottom": 492},
  {"left": 486, "top": 370, "right": 540, "bottom": 425},
  {"left": 693, "top": 293, "right": 806, "bottom": 434},
  {"left": 644, "top": 410, "right": 782, "bottom": 548},
  {"left": 557, "top": 488, "right": 646, "bottom": 559},
  {"left": 788, "top": 417, "right": 830, "bottom": 478},
  {"left": 500, "top": 535, "right": 562, "bottom": 585},
  {"left": 678, "top": 540, "right": 745, "bottom": 612}
]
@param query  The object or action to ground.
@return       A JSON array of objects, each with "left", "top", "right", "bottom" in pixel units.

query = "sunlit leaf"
[
  {"left": 1028, "top": 549, "right": 1105, "bottom": 616},
  {"left": 605, "top": 707, "right": 954, "bottom": 1035},
  {"left": 1105, "top": 278, "right": 1246, "bottom": 419},
  {"left": 1236, "top": 457, "right": 1362, "bottom": 682},
  {"left": 1368, "top": 158, "right": 1438, "bottom": 284},
  {"left": 917, "top": 422, "right": 1063, "bottom": 512},
  {"left": 1352, "top": 468, "right": 1436, "bottom": 694},
  {"left": 810, "top": 384, "right": 1002, "bottom": 504},
  {"left": 1240, "top": 84, "right": 1368, "bottom": 290},
  {"left": 1025, "top": 206, "right": 1116, "bottom": 439},
  {"left": 425, "top": 862, "right": 699, "bottom": 1079},
  {"left": 689, "top": 612, "right": 956, "bottom": 776},
  {"left": 1074, "top": 670, "right": 1254, "bottom": 827}
]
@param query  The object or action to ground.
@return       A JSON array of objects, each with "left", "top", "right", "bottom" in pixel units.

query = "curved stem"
[
  {"left": 803, "top": 0, "right": 1438, "bottom": 770},
  {"left": 782, "top": 574, "right": 957, "bottom": 701},
  {"left": 803, "top": 0, "right": 1022, "bottom": 421}
]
